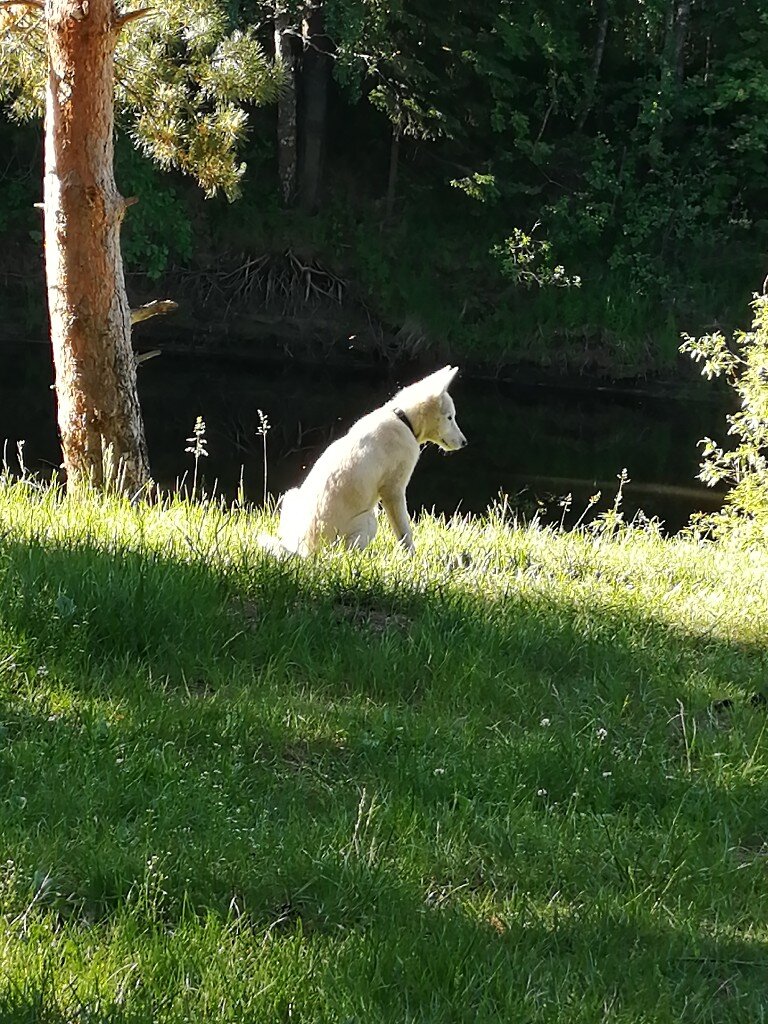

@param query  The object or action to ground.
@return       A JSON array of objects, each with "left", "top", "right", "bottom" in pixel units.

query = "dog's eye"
[{"left": 447, "top": 414, "right": 453, "bottom": 421}]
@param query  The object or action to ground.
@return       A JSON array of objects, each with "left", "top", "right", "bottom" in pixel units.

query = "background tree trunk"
[
  {"left": 578, "top": 0, "right": 609, "bottom": 130},
  {"left": 673, "top": 0, "right": 692, "bottom": 85},
  {"left": 384, "top": 125, "right": 400, "bottom": 224},
  {"left": 274, "top": 4, "right": 298, "bottom": 205},
  {"left": 298, "top": 2, "right": 331, "bottom": 213},
  {"left": 44, "top": 0, "right": 150, "bottom": 492}
]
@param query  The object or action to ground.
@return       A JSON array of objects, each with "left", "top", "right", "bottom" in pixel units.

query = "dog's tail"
[{"left": 258, "top": 488, "right": 305, "bottom": 558}]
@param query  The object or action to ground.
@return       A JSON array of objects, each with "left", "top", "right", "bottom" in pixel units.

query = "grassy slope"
[{"left": 0, "top": 479, "right": 766, "bottom": 1022}]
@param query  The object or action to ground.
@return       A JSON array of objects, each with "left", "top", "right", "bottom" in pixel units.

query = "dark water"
[{"left": 2, "top": 344, "right": 726, "bottom": 532}]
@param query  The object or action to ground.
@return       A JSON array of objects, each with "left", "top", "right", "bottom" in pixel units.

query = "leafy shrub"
[{"left": 681, "top": 289, "right": 768, "bottom": 539}]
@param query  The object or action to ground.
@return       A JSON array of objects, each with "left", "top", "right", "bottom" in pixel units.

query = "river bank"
[{"left": 0, "top": 231, "right": 743, "bottom": 390}]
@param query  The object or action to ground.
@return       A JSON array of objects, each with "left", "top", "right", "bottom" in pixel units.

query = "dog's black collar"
[{"left": 393, "top": 407, "right": 417, "bottom": 439}]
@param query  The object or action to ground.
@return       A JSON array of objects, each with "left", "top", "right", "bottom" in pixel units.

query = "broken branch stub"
[{"left": 130, "top": 299, "right": 178, "bottom": 325}]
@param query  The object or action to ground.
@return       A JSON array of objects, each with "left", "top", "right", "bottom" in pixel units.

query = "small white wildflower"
[
  {"left": 433, "top": 767, "right": 445, "bottom": 776},
  {"left": 36, "top": 665, "right": 48, "bottom": 677},
  {"left": 602, "top": 771, "right": 612, "bottom": 778},
  {"left": 256, "top": 409, "right": 270, "bottom": 436},
  {"left": 536, "top": 788, "right": 548, "bottom": 797},
  {"left": 596, "top": 726, "right": 608, "bottom": 742},
  {"left": 185, "top": 416, "right": 208, "bottom": 458},
  {"left": 713, "top": 752, "right": 725, "bottom": 758},
  {"left": 540, "top": 717, "right": 551, "bottom": 727}
]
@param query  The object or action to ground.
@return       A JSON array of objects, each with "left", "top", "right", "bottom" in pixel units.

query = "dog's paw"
[{"left": 258, "top": 533, "right": 289, "bottom": 558}]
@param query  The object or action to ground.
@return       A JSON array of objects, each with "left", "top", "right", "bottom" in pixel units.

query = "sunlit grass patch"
[{"left": 0, "top": 477, "right": 766, "bottom": 1021}]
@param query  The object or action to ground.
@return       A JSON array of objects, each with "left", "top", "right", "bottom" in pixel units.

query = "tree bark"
[
  {"left": 44, "top": 0, "right": 150, "bottom": 493},
  {"left": 274, "top": 5, "right": 298, "bottom": 205},
  {"left": 298, "top": 2, "right": 331, "bottom": 213}
]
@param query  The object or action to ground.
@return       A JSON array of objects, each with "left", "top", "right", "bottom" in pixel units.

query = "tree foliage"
[
  {"left": 321, "top": 0, "right": 768, "bottom": 298},
  {"left": 2, "top": 0, "right": 768, "bottom": 372},
  {"left": 0, "top": 1, "right": 283, "bottom": 199}
]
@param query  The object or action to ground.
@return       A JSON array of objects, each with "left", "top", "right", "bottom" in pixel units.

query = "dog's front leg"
[{"left": 381, "top": 492, "right": 415, "bottom": 553}]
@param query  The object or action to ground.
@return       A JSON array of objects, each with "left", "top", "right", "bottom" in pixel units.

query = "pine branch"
[
  {"left": 0, "top": 0, "right": 44, "bottom": 9},
  {"left": 115, "top": 7, "right": 155, "bottom": 29}
]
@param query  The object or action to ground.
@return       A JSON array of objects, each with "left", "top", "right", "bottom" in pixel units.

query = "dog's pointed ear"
[{"left": 427, "top": 365, "right": 459, "bottom": 394}]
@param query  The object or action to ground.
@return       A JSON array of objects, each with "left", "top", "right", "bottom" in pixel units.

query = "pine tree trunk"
[
  {"left": 44, "top": 0, "right": 150, "bottom": 493},
  {"left": 274, "top": 5, "right": 297, "bottom": 205},
  {"left": 298, "top": 2, "right": 331, "bottom": 213}
]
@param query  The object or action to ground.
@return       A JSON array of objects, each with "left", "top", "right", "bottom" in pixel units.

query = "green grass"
[{"left": 0, "top": 477, "right": 766, "bottom": 1022}]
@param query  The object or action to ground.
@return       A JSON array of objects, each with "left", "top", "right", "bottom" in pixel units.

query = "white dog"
[{"left": 259, "top": 365, "right": 467, "bottom": 556}]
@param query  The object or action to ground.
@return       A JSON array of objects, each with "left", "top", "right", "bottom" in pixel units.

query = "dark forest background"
[{"left": 2, "top": 0, "right": 766, "bottom": 379}]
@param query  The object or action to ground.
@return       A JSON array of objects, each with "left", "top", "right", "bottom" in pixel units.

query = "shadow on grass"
[{"left": 0, "top": 533, "right": 766, "bottom": 1020}]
